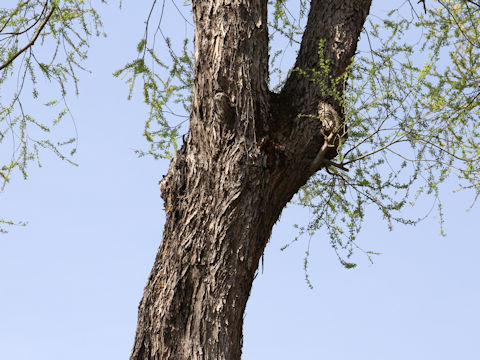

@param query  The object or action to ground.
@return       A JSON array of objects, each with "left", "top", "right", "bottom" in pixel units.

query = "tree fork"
[{"left": 130, "top": 1, "right": 371, "bottom": 359}]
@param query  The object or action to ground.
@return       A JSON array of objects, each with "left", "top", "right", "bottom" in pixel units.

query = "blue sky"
[{"left": 1, "top": 1, "right": 479, "bottom": 359}]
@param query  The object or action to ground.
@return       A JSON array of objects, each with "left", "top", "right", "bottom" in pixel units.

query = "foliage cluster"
[
  {"left": 294, "top": 0, "right": 480, "bottom": 275},
  {"left": 0, "top": 0, "right": 105, "bottom": 232},
  {"left": 114, "top": 0, "right": 193, "bottom": 160}
]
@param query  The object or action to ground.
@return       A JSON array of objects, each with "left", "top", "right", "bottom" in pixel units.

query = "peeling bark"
[{"left": 130, "top": 1, "right": 371, "bottom": 359}]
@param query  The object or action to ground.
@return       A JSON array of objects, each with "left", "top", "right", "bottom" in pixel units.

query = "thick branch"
[
  {"left": 276, "top": 0, "right": 372, "bottom": 175},
  {"left": 281, "top": 0, "right": 372, "bottom": 115}
]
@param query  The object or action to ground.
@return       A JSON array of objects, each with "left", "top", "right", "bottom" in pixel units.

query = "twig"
[
  {"left": 417, "top": 0, "right": 427, "bottom": 14},
  {"left": 465, "top": 0, "right": 480, "bottom": 8}
]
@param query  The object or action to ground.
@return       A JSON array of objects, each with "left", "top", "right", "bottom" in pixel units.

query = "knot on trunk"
[
  {"left": 310, "top": 102, "right": 348, "bottom": 173},
  {"left": 213, "top": 92, "right": 235, "bottom": 126},
  {"left": 318, "top": 103, "right": 348, "bottom": 159}
]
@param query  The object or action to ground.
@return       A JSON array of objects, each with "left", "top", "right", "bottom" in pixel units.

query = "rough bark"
[{"left": 130, "top": 1, "right": 372, "bottom": 359}]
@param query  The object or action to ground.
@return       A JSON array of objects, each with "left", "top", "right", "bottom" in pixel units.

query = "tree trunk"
[{"left": 130, "top": 1, "right": 371, "bottom": 359}]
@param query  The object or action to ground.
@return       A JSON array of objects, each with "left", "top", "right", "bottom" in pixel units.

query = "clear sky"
[{"left": 1, "top": 1, "right": 479, "bottom": 359}]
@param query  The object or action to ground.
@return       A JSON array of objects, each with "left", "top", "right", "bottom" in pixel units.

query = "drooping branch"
[
  {"left": 1, "top": 0, "right": 46, "bottom": 37},
  {"left": 0, "top": 2, "right": 56, "bottom": 71}
]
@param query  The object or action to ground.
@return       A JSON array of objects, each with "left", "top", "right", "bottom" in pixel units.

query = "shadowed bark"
[{"left": 130, "top": 1, "right": 371, "bottom": 359}]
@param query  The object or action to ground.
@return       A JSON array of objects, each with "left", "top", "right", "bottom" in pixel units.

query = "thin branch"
[
  {"left": 438, "top": 0, "right": 477, "bottom": 48},
  {"left": 343, "top": 137, "right": 408, "bottom": 166},
  {"left": 342, "top": 62, "right": 422, "bottom": 160},
  {"left": 0, "top": 3, "right": 56, "bottom": 71},
  {"left": 0, "top": 0, "right": 48, "bottom": 37},
  {"left": 417, "top": 0, "right": 427, "bottom": 14},
  {"left": 170, "top": 0, "right": 194, "bottom": 27},
  {"left": 0, "top": 5, "right": 22, "bottom": 34},
  {"left": 415, "top": 137, "right": 473, "bottom": 162},
  {"left": 465, "top": 0, "right": 480, "bottom": 8},
  {"left": 385, "top": 147, "right": 464, "bottom": 172},
  {"left": 323, "top": 159, "right": 349, "bottom": 172},
  {"left": 141, "top": 0, "right": 158, "bottom": 59}
]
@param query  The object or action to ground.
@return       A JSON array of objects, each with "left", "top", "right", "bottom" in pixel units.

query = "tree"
[
  {"left": 1, "top": 0, "right": 479, "bottom": 359},
  {"left": 125, "top": 0, "right": 479, "bottom": 358},
  {"left": 125, "top": 1, "right": 373, "bottom": 358}
]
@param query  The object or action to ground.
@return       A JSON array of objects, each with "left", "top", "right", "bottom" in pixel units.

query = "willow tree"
[
  {"left": 2, "top": 0, "right": 479, "bottom": 359},
  {"left": 123, "top": 1, "right": 372, "bottom": 358}
]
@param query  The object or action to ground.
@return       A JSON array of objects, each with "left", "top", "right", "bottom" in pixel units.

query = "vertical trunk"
[{"left": 130, "top": 1, "right": 371, "bottom": 359}]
